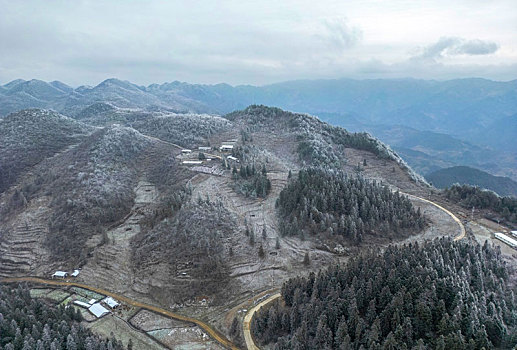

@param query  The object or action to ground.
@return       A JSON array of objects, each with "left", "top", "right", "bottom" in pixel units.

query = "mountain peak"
[
  {"left": 3, "top": 79, "right": 27, "bottom": 89},
  {"left": 96, "top": 78, "right": 139, "bottom": 90}
]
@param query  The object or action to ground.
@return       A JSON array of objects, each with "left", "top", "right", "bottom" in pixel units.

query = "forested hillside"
[
  {"left": 252, "top": 238, "right": 517, "bottom": 349},
  {"left": 426, "top": 166, "right": 517, "bottom": 197},
  {"left": 0, "top": 109, "right": 92, "bottom": 193},
  {"left": 131, "top": 198, "right": 236, "bottom": 302},
  {"left": 277, "top": 169, "right": 425, "bottom": 243},
  {"left": 36, "top": 126, "right": 151, "bottom": 264},
  {"left": 226, "top": 106, "right": 397, "bottom": 165},
  {"left": 0, "top": 284, "right": 124, "bottom": 350},
  {"left": 131, "top": 113, "right": 231, "bottom": 148},
  {"left": 444, "top": 184, "right": 517, "bottom": 225}
]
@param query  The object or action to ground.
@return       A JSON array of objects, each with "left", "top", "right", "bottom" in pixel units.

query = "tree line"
[
  {"left": 252, "top": 238, "right": 517, "bottom": 349},
  {"left": 444, "top": 184, "right": 517, "bottom": 224},
  {"left": 0, "top": 283, "right": 124, "bottom": 350},
  {"left": 232, "top": 162, "right": 271, "bottom": 198},
  {"left": 276, "top": 169, "right": 425, "bottom": 243}
]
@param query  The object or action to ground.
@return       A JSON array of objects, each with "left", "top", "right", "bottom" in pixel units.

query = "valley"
[{"left": 2, "top": 1, "right": 517, "bottom": 348}]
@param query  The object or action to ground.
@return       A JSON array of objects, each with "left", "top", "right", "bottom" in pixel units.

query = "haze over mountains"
[
  {"left": 1, "top": 77, "right": 516, "bottom": 186},
  {"left": 426, "top": 166, "right": 517, "bottom": 197}
]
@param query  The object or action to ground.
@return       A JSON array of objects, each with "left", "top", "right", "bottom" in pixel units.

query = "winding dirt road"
[
  {"left": 404, "top": 193, "right": 466, "bottom": 241},
  {"left": 243, "top": 293, "right": 281, "bottom": 350},
  {"left": 242, "top": 193, "right": 467, "bottom": 350},
  {"left": 0, "top": 277, "right": 239, "bottom": 350}
]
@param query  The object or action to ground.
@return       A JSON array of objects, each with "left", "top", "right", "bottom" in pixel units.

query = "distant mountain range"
[
  {"left": 426, "top": 166, "right": 517, "bottom": 197},
  {"left": 1, "top": 77, "right": 516, "bottom": 181}
]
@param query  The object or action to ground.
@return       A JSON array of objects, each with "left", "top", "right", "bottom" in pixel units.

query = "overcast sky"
[{"left": 1, "top": 0, "right": 516, "bottom": 86}]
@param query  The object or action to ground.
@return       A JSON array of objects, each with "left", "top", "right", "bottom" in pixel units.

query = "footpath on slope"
[
  {"left": 0, "top": 277, "right": 239, "bottom": 350},
  {"left": 242, "top": 193, "right": 467, "bottom": 350}
]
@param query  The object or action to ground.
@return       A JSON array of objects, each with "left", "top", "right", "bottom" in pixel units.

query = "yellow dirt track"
[
  {"left": 243, "top": 293, "right": 281, "bottom": 350},
  {"left": 0, "top": 277, "right": 239, "bottom": 350},
  {"left": 404, "top": 193, "right": 466, "bottom": 241}
]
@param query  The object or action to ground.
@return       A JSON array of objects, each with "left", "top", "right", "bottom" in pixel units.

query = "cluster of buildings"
[
  {"left": 180, "top": 139, "right": 239, "bottom": 166},
  {"left": 73, "top": 296, "right": 120, "bottom": 318},
  {"left": 219, "top": 139, "right": 237, "bottom": 152}
]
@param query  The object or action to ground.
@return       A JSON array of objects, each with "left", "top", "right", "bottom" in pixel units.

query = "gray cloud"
[
  {"left": 453, "top": 39, "right": 499, "bottom": 55},
  {"left": 414, "top": 37, "right": 499, "bottom": 60},
  {"left": 322, "top": 18, "right": 362, "bottom": 51}
]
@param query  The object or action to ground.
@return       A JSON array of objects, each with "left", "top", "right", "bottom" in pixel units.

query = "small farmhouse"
[
  {"left": 52, "top": 271, "right": 68, "bottom": 279},
  {"left": 103, "top": 296, "right": 120, "bottom": 309},
  {"left": 220, "top": 144, "right": 234, "bottom": 152},
  {"left": 88, "top": 303, "right": 110, "bottom": 318}
]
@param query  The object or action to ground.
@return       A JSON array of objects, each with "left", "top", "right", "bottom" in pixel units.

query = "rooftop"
[
  {"left": 88, "top": 303, "right": 110, "bottom": 318},
  {"left": 103, "top": 296, "right": 120, "bottom": 309}
]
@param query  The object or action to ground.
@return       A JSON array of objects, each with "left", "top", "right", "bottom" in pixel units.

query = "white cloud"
[{"left": 0, "top": 0, "right": 515, "bottom": 85}]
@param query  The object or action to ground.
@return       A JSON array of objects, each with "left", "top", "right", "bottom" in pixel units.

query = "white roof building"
[
  {"left": 494, "top": 232, "right": 517, "bottom": 248},
  {"left": 182, "top": 160, "right": 203, "bottom": 165},
  {"left": 227, "top": 156, "right": 239, "bottom": 161},
  {"left": 52, "top": 271, "right": 68, "bottom": 278},
  {"left": 73, "top": 300, "right": 90, "bottom": 308},
  {"left": 88, "top": 303, "right": 110, "bottom": 318},
  {"left": 181, "top": 149, "right": 192, "bottom": 153},
  {"left": 198, "top": 146, "right": 212, "bottom": 151},
  {"left": 220, "top": 145, "right": 234, "bottom": 151},
  {"left": 511, "top": 231, "right": 517, "bottom": 238},
  {"left": 88, "top": 298, "right": 97, "bottom": 305},
  {"left": 103, "top": 296, "right": 120, "bottom": 309},
  {"left": 71, "top": 269, "right": 80, "bottom": 277}
]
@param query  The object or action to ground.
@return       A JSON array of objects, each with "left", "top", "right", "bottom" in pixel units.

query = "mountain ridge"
[
  {"left": 426, "top": 165, "right": 517, "bottom": 197},
  {"left": 1, "top": 77, "right": 516, "bottom": 181}
]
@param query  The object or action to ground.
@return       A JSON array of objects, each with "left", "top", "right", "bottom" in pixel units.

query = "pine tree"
[
  {"left": 258, "top": 245, "right": 265, "bottom": 258},
  {"left": 249, "top": 229, "right": 255, "bottom": 246},
  {"left": 303, "top": 252, "right": 310, "bottom": 266}
]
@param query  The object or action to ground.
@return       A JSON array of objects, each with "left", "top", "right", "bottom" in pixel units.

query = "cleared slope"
[{"left": 0, "top": 123, "right": 156, "bottom": 276}]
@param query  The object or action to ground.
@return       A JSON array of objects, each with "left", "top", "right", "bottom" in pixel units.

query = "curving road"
[
  {"left": 242, "top": 193, "right": 467, "bottom": 349},
  {"left": 243, "top": 293, "right": 281, "bottom": 350},
  {"left": 0, "top": 277, "right": 239, "bottom": 350},
  {"left": 403, "top": 193, "right": 466, "bottom": 241}
]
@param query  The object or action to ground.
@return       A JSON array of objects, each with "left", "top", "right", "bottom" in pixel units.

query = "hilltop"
[
  {"left": 0, "top": 109, "right": 93, "bottom": 193},
  {"left": 0, "top": 105, "right": 430, "bottom": 282},
  {"left": 2, "top": 77, "right": 515, "bottom": 181},
  {"left": 427, "top": 166, "right": 517, "bottom": 197}
]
